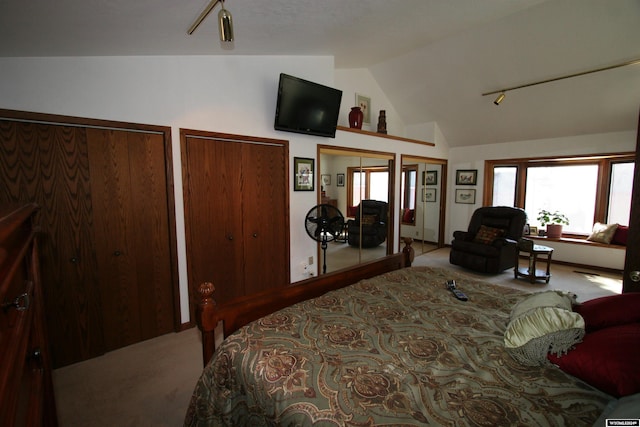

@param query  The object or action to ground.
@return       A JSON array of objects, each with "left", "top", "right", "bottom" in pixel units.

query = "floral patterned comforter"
[{"left": 185, "top": 266, "right": 612, "bottom": 426}]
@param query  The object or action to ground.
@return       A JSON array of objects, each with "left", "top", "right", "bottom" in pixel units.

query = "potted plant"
[{"left": 537, "top": 209, "right": 569, "bottom": 238}]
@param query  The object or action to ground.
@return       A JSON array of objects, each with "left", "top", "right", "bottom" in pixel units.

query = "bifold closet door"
[
  {"left": 239, "top": 141, "right": 289, "bottom": 294},
  {"left": 181, "top": 130, "right": 290, "bottom": 321},
  {"left": 0, "top": 121, "right": 106, "bottom": 366},
  {"left": 182, "top": 136, "right": 245, "bottom": 307},
  {"left": 1, "top": 114, "right": 178, "bottom": 367},
  {"left": 86, "top": 128, "right": 175, "bottom": 351}
]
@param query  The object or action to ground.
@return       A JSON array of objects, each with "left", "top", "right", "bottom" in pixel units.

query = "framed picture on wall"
[
  {"left": 423, "top": 170, "right": 438, "bottom": 185},
  {"left": 321, "top": 174, "right": 331, "bottom": 186},
  {"left": 455, "top": 188, "right": 476, "bottom": 204},
  {"left": 356, "top": 93, "right": 371, "bottom": 124},
  {"left": 337, "top": 173, "right": 345, "bottom": 187},
  {"left": 294, "top": 157, "right": 314, "bottom": 191},
  {"left": 423, "top": 188, "right": 437, "bottom": 202},
  {"left": 455, "top": 169, "right": 477, "bottom": 185}
]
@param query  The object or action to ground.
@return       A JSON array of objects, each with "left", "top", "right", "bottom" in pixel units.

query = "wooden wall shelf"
[{"left": 336, "top": 126, "right": 434, "bottom": 147}]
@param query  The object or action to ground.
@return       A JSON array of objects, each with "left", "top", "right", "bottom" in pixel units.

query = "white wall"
[
  {"left": 334, "top": 68, "right": 404, "bottom": 136},
  {"left": 447, "top": 131, "right": 636, "bottom": 270},
  {"left": 2, "top": 55, "right": 629, "bottom": 323},
  {"left": 0, "top": 56, "right": 442, "bottom": 323}
]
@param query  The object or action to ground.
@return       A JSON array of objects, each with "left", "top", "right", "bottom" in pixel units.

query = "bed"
[{"left": 185, "top": 252, "right": 614, "bottom": 426}]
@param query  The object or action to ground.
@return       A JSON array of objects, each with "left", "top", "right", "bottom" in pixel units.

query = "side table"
[{"left": 515, "top": 239, "right": 554, "bottom": 283}]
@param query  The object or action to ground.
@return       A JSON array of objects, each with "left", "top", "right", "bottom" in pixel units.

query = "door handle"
[
  {"left": 114, "top": 250, "right": 122, "bottom": 256},
  {"left": 630, "top": 270, "right": 640, "bottom": 282}
]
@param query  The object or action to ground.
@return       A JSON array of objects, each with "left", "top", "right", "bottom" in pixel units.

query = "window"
[
  {"left": 525, "top": 165, "right": 598, "bottom": 234},
  {"left": 609, "top": 162, "right": 634, "bottom": 225},
  {"left": 400, "top": 165, "right": 417, "bottom": 225},
  {"left": 401, "top": 165, "right": 417, "bottom": 210},
  {"left": 486, "top": 153, "right": 634, "bottom": 236},
  {"left": 493, "top": 166, "right": 516, "bottom": 207},
  {"left": 348, "top": 166, "right": 389, "bottom": 207}
]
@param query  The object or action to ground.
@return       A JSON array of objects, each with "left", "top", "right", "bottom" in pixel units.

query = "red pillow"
[
  {"left": 611, "top": 225, "right": 629, "bottom": 245},
  {"left": 402, "top": 208, "right": 414, "bottom": 223},
  {"left": 575, "top": 292, "right": 640, "bottom": 332},
  {"left": 548, "top": 323, "right": 640, "bottom": 397}
]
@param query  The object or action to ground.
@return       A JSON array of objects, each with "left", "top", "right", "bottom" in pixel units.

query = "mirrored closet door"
[
  {"left": 400, "top": 155, "right": 447, "bottom": 256},
  {"left": 318, "top": 146, "right": 395, "bottom": 274}
]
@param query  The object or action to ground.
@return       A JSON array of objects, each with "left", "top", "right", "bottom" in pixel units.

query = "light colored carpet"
[
  {"left": 52, "top": 247, "right": 621, "bottom": 426},
  {"left": 323, "top": 240, "right": 387, "bottom": 273},
  {"left": 412, "top": 247, "right": 621, "bottom": 302},
  {"left": 53, "top": 327, "right": 202, "bottom": 427}
]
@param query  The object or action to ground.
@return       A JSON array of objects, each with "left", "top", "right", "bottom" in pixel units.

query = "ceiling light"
[
  {"left": 482, "top": 57, "right": 640, "bottom": 105},
  {"left": 218, "top": 2, "right": 233, "bottom": 42},
  {"left": 188, "top": 0, "right": 234, "bottom": 43}
]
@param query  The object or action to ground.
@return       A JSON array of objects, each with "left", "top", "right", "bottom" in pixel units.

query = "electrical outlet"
[
  {"left": 308, "top": 256, "right": 314, "bottom": 265},
  {"left": 300, "top": 261, "right": 314, "bottom": 278}
]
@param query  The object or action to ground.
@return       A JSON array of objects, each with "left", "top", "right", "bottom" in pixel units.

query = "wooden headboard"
[{"left": 195, "top": 244, "right": 413, "bottom": 366}]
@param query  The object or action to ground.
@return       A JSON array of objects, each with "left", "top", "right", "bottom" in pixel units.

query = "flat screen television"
[{"left": 274, "top": 73, "right": 343, "bottom": 138}]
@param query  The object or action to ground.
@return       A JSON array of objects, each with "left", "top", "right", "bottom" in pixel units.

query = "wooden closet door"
[
  {"left": 86, "top": 128, "right": 175, "bottom": 351},
  {"left": 0, "top": 121, "right": 105, "bottom": 367},
  {"left": 1, "top": 111, "right": 178, "bottom": 368},
  {"left": 240, "top": 142, "right": 289, "bottom": 294},
  {"left": 181, "top": 130, "right": 289, "bottom": 321},
  {"left": 182, "top": 135, "right": 245, "bottom": 307}
]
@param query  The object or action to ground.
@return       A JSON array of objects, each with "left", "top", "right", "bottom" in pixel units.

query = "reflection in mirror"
[
  {"left": 319, "top": 146, "right": 394, "bottom": 274},
  {"left": 401, "top": 164, "right": 418, "bottom": 226},
  {"left": 400, "top": 155, "right": 447, "bottom": 256}
]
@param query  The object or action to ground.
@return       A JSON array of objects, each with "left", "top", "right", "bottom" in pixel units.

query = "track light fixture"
[
  {"left": 188, "top": 0, "right": 234, "bottom": 43},
  {"left": 483, "top": 57, "right": 640, "bottom": 106},
  {"left": 218, "top": 2, "right": 233, "bottom": 42}
]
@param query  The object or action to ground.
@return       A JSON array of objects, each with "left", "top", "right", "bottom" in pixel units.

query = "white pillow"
[
  {"left": 504, "top": 291, "right": 585, "bottom": 366},
  {"left": 586, "top": 222, "right": 618, "bottom": 244}
]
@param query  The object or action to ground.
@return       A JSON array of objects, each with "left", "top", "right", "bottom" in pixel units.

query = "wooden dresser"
[{"left": 0, "top": 204, "right": 57, "bottom": 425}]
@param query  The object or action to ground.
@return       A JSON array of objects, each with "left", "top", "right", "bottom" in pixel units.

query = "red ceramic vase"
[{"left": 348, "top": 107, "right": 363, "bottom": 129}]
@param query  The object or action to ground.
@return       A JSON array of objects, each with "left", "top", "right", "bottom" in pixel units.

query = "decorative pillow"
[
  {"left": 473, "top": 225, "right": 504, "bottom": 245},
  {"left": 548, "top": 323, "right": 640, "bottom": 397},
  {"left": 361, "top": 215, "right": 378, "bottom": 225},
  {"left": 504, "top": 291, "right": 585, "bottom": 366},
  {"left": 402, "top": 208, "right": 414, "bottom": 223},
  {"left": 586, "top": 222, "right": 619, "bottom": 244},
  {"left": 611, "top": 225, "right": 629, "bottom": 246},
  {"left": 574, "top": 292, "right": 640, "bottom": 333}
]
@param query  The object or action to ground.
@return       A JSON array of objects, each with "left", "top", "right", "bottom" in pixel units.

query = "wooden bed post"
[
  {"left": 197, "top": 282, "right": 218, "bottom": 366},
  {"left": 402, "top": 237, "right": 414, "bottom": 267}
]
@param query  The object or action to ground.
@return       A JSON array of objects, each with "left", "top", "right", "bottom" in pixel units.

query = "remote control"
[{"left": 446, "top": 280, "right": 468, "bottom": 301}]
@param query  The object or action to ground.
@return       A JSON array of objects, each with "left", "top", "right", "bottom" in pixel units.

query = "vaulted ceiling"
[{"left": 1, "top": 0, "right": 638, "bottom": 147}]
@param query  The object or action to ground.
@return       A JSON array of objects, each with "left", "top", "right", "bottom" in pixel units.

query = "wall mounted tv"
[{"left": 274, "top": 73, "right": 343, "bottom": 138}]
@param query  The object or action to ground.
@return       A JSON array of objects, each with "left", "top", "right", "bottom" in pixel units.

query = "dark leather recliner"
[
  {"left": 449, "top": 206, "right": 527, "bottom": 273},
  {"left": 347, "top": 200, "right": 388, "bottom": 248}
]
